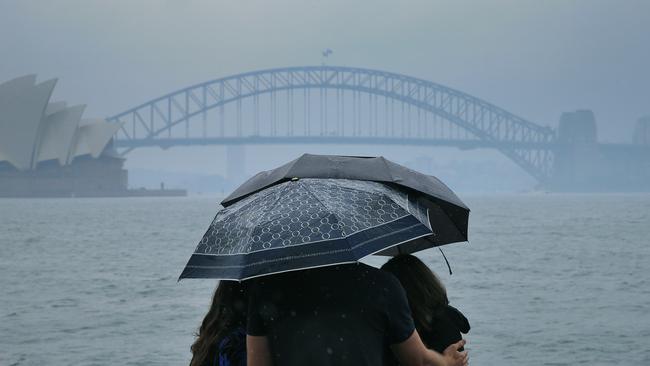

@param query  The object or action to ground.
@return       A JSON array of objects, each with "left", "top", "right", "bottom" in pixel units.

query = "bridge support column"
[
  {"left": 549, "top": 110, "right": 599, "bottom": 190},
  {"left": 226, "top": 145, "right": 247, "bottom": 187},
  {"left": 548, "top": 111, "right": 650, "bottom": 191},
  {"left": 634, "top": 116, "right": 650, "bottom": 145}
]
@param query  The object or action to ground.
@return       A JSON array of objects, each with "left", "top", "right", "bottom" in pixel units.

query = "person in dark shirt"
[
  {"left": 246, "top": 263, "right": 468, "bottom": 366},
  {"left": 190, "top": 281, "right": 248, "bottom": 366},
  {"left": 381, "top": 254, "right": 470, "bottom": 354}
]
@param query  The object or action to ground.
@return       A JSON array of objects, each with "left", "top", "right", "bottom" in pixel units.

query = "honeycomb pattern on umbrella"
[{"left": 195, "top": 178, "right": 428, "bottom": 255}]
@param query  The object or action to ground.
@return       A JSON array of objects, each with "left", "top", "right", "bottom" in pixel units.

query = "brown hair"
[
  {"left": 381, "top": 254, "right": 449, "bottom": 332},
  {"left": 190, "top": 281, "right": 248, "bottom": 366}
]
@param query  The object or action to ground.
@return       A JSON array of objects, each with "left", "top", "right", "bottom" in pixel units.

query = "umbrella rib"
[
  {"left": 430, "top": 200, "right": 469, "bottom": 242},
  {"left": 297, "top": 180, "right": 331, "bottom": 211},
  {"left": 217, "top": 184, "right": 290, "bottom": 253},
  {"left": 299, "top": 180, "right": 414, "bottom": 259},
  {"left": 244, "top": 182, "right": 292, "bottom": 229},
  {"left": 297, "top": 182, "right": 352, "bottom": 258},
  {"left": 225, "top": 184, "right": 280, "bottom": 213},
  {"left": 381, "top": 157, "right": 395, "bottom": 184},
  {"left": 296, "top": 180, "right": 421, "bottom": 261}
]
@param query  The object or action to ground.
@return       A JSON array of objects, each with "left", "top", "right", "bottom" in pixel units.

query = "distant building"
[{"left": 0, "top": 75, "right": 184, "bottom": 197}]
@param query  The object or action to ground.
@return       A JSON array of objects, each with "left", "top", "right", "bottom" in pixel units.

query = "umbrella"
[
  {"left": 223, "top": 154, "right": 466, "bottom": 209},
  {"left": 180, "top": 177, "right": 466, "bottom": 281},
  {"left": 222, "top": 154, "right": 469, "bottom": 251}
]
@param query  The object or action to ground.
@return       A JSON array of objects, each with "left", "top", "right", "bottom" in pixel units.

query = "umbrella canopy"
[
  {"left": 221, "top": 154, "right": 469, "bottom": 248},
  {"left": 180, "top": 178, "right": 446, "bottom": 280},
  {"left": 223, "top": 154, "right": 467, "bottom": 208}
]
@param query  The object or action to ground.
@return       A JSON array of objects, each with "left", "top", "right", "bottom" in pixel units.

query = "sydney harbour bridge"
[{"left": 106, "top": 66, "right": 648, "bottom": 189}]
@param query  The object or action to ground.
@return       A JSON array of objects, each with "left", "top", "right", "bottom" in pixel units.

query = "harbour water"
[{"left": 1, "top": 194, "right": 649, "bottom": 365}]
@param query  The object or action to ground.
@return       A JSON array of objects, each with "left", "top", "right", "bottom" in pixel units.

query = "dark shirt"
[
  {"left": 420, "top": 305, "right": 470, "bottom": 354},
  {"left": 247, "top": 263, "right": 415, "bottom": 366}
]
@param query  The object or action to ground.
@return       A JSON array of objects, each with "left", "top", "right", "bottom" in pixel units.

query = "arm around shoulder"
[
  {"left": 391, "top": 330, "right": 468, "bottom": 366},
  {"left": 246, "top": 335, "right": 272, "bottom": 366}
]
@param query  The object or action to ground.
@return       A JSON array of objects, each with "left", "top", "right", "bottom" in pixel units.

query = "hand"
[{"left": 442, "top": 339, "right": 468, "bottom": 366}]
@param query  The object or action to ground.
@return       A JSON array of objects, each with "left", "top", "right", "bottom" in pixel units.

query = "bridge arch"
[{"left": 107, "top": 66, "right": 557, "bottom": 182}]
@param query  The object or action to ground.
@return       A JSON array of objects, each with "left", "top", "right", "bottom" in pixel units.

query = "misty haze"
[{"left": 1, "top": 1, "right": 648, "bottom": 365}]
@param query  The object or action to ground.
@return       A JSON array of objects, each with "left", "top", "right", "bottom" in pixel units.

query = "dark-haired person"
[
  {"left": 381, "top": 254, "right": 470, "bottom": 354},
  {"left": 246, "top": 263, "right": 468, "bottom": 366},
  {"left": 190, "top": 281, "right": 248, "bottom": 366}
]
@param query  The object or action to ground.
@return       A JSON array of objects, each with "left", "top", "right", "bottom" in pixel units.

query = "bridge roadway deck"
[{"left": 113, "top": 136, "right": 558, "bottom": 150}]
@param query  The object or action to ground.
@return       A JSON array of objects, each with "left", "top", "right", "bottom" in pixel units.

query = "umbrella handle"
[{"left": 439, "top": 248, "right": 453, "bottom": 275}]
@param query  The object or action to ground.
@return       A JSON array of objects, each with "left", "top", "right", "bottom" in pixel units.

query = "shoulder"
[
  {"left": 351, "top": 264, "right": 410, "bottom": 309},
  {"left": 374, "top": 265, "right": 405, "bottom": 293},
  {"left": 355, "top": 263, "right": 401, "bottom": 283}
]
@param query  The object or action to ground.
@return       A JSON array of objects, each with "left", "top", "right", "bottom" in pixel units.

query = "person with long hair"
[
  {"left": 190, "top": 281, "right": 248, "bottom": 366},
  {"left": 381, "top": 254, "right": 470, "bottom": 354}
]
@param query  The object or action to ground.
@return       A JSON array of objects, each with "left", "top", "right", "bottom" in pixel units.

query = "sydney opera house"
[{"left": 0, "top": 75, "right": 130, "bottom": 197}]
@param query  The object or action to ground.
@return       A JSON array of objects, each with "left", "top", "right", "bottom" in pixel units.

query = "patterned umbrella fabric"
[{"left": 179, "top": 178, "right": 436, "bottom": 280}]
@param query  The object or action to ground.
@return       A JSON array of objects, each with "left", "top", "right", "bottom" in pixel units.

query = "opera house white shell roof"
[{"left": 0, "top": 75, "right": 123, "bottom": 171}]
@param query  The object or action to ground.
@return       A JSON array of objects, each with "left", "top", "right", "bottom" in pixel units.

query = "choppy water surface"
[{"left": 1, "top": 194, "right": 649, "bottom": 365}]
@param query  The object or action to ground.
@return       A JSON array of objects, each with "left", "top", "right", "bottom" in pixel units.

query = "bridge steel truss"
[{"left": 107, "top": 66, "right": 557, "bottom": 182}]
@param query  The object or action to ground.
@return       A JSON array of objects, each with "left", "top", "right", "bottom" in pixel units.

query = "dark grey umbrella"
[
  {"left": 180, "top": 178, "right": 440, "bottom": 280},
  {"left": 222, "top": 154, "right": 469, "bottom": 252}
]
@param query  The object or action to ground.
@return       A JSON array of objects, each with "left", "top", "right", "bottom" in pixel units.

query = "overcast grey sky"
[{"left": 1, "top": 0, "right": 648, "bottom": 180}]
